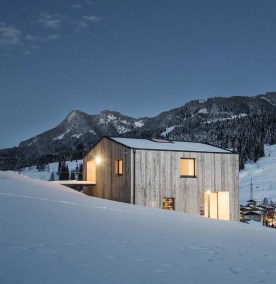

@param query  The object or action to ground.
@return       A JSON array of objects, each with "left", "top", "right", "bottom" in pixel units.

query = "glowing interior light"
[
  {"left": 206, "top": 190, "right": 211, "bottom": 194},
  {"left": 95, "top": 157, "right": 101, "bottom": 164}
]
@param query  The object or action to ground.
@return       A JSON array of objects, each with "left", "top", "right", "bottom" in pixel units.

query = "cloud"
[
  {"left": 72, "top": 4, "right": 82, "bottom": 9},
  {"left": 30, "top": 44, "right": 39, "bottom": 49},
  {"left": 72, "top": 14, "right": 102, "bottom": 32},
  {"left": 72, "top": 20, "right": 88, "bottom": 31},
  {"left": 25, "top": 34, "right": 40, "bottom": 41},
  {"left": 47, "top": 34, "right": 59, "bottom": 40},
  {"left": 84, "top": 0, "right": 94, "bottom": 5},
  {"left": 83, "top": 15, "right": 102, "bottom": 22},
  {"left": 1, "top": 5, "right": 103, "bottom": 55},
  {"left": 38, "top": 12, "right": 64, "bottom": 28},
  {"left": 0, "top": 22, "right": 22, "bottom": 48}
]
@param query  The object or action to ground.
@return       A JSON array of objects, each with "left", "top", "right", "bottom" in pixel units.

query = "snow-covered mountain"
[
  {"left": 0, "top": 170, "right": 275, "bottom": 284},
  {"left": 0, "top": 92, "right": 276, "bottom": 170},
  {"left": 19, "top": 110, "right": 144, "bottom": 148},
  {"left": 0, "top": 110, "right": 147, "bottom": 170}
]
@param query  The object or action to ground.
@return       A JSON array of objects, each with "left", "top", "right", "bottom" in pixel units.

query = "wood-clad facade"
[
  {"left": 83, "top": 137, "right": 132, "bottom": 203},
  {"left": 83, "top": 137, "right": 239, "bottom": 221}
]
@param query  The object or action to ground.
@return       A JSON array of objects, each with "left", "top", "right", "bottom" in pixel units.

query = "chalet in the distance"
[{"left": 83, "top": 137, "right": 239, "bottom": 221}]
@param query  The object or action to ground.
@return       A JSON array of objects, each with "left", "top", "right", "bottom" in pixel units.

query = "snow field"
[{"left": 0, "top": 171, "right": 275, "bottom": 284}]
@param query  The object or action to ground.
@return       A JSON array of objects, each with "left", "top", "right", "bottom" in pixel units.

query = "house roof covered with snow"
[{"left": 108, "top": 137, "right": 232, "bottom": 153}]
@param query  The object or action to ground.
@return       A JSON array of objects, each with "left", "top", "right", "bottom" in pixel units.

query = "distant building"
[
  {"left": 83, "top": 137, "right": 240, "bottom": 221},
  {"left": 242, "top": 211, "right": 262, "bottom": 222},
  {"left": 246, "top": 199, "right": 259, "bottom": 208}
]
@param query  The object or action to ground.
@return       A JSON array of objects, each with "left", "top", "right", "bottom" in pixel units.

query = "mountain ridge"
[{"left": 1, "top": 92, "right": 276, "bottom": 171}]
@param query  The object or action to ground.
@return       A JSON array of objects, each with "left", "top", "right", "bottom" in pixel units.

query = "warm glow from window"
[
  {"left": 87, "top": 160, "right": 96, "bottom": 183},
  {"left": 180, "top": 158, "right": 195, "bottom": 176},
  {"left": 201, "top": 192, "right": 230, "bottom": 220},
  {"left": 115, "top": 159, "right": 123, "bottom": 175},
  {"left": 163, "top": 198, "right": 175, "bottom": 210}
]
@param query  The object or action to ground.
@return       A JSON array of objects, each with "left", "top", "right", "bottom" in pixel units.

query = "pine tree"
[
  {"left": 70, "top": 171, "right": 75, "bottom": 180},
  {"left": 58, "top": 161, "right": 62, "bottom": 179},
  {"left": 49, "top": 172, "right": 55, "bottom": 181},
  {"left": 262, "top": 197, "right": 269, "bottom": 206},
  {"left": 78, "top": 164, "right": 83, "bottom": 180},
  {"left": 65, "top": 164, "right": 69, "bottom": 180},
  {"left": 59, "top": 161, "right": 69, "bottom": 180}
]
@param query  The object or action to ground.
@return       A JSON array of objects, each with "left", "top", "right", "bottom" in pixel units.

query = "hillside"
[
  {"left": 240, "top": 144, "right": 276, "bottom": 203},
  {"left": 0, "top": 92, "right": 276, "bottom": 170},
  {"left": 0, "top": 171, "right": 275, "bottom": 284}
]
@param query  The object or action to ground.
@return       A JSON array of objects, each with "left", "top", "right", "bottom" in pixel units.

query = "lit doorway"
[
  {"left": 200, "top": 192, "right": 230, "bottom": 220},
  {"left": 87, "top": 160, "right": 96, "bottom": 183}
]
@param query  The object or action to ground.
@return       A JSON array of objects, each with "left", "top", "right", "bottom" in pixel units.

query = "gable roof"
[{"left": 108, "top": 137, "right": 232, "bottom": 153}]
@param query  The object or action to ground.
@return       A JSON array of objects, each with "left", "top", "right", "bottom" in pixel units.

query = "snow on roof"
[{"left": 109, "top": 137, "right": 231, "bottom": 153}]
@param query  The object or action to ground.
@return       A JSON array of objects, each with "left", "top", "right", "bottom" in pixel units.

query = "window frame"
[{"left": 180, "top": 158, "right": 196, "bottom": 178}]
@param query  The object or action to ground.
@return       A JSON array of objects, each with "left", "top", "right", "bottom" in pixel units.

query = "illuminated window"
[
  {"left": 200, "top": 192, "right": 230, "bottom": 220},
  {"left": 87, "top": 160, "right": 96, "bottom": 183},
  {"left": 180, "top": 158, "right": 195, "bottom": 177},
  {"left": 163, "top": 198, "right": 175, "bottom": 210},
  {"left": 115, "top": 159, "right": 123, "bottom": 175}
]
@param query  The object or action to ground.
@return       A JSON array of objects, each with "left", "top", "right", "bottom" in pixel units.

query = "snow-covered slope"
[
  {"left": 0, "top": 171, "right": 275, "bottom": 284},
  {"left": 240, "top": 144, "right": 276, "bottom": 204},
  {"left": 19, "top": 160, "right": 82, "bottom": 181}
]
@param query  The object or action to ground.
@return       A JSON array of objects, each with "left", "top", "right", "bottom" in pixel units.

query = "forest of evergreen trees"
[{"left": 0, "top": 94, "right": 275, "bottom": 171}]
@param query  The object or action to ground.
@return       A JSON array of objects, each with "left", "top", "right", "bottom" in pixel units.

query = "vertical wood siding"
[
  {"left": 83, "top": 138, "right": 239, "bottom": 221},
  {"left": 83, "top": 138, "right": 131, "bottom": 203},
  {"left": 134, "top": 150, "right": 239, "bottom": 221}
]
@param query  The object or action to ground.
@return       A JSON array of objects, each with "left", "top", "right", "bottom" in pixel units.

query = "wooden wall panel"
[
  {"left": 134, "top": 150, "right": 239, "bottom": 221},
  {"left": 83, "top": 138, "right": 239, "bottom": 221},
  {"left": 83, "top": 138, "right": 131, "bottom": 203}
]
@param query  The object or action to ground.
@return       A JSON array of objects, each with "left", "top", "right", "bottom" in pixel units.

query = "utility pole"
[{"left": 250, "top": 178, "right": 253, "bottom": 200}]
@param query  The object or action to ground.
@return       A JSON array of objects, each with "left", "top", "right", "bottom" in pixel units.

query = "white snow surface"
[
  {"left": 240, "top": 144, "right": 276, "bottom": 203},
  {"left": 110, "top": 137, "right": 231, "bottom": 153},
  {"left": 53, "top": 133, "right": 65, "bottom": 140},
  {"left": 19, "top": 161, "right": 82, "bottom": 181},
  {"left": 198, "top": 108, "right": 208, "bottom": 114},
  {"left": 206, "top": 113, "right": 247, "bottom": 124},
  {"left": 160, "top": 125, "right": 178, "bottom": 137},
  {"left": 71, "top": 133, "right": 83, "bottom": 138},
  {"left": 134, "top": 120, "right": 144, "bottom": 127},
  {"left": 107, "top": 114, "right": 117, "bottom": 121},
  {"left": 0, "top": 171, "right": 275, "bottom": 284}
]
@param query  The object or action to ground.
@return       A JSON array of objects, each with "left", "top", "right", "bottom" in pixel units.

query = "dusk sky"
[{"left": 1, "top": 0, "right": 276, "bottom": 149}]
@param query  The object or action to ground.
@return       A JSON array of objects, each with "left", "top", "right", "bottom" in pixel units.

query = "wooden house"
[{"left": 83, "top": 137, "right": 239, "bottom": 221}]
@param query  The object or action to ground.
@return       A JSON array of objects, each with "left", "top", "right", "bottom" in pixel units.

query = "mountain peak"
[
  {"left": 1, "top": 93, "right": 276, "bottom": 171},
  {"left": 100, "top": 110, "right": 123, "bottom": 117},
  {"left": 66, "top": 109, "right": 83, "bottom": 120}
]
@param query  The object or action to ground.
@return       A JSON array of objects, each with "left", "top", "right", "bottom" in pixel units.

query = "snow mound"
[{"left": 0, "top": 171, "right": 275, "bottom": 284}]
